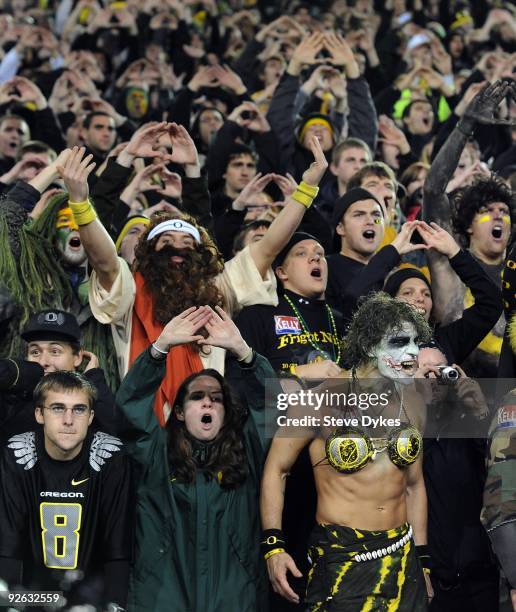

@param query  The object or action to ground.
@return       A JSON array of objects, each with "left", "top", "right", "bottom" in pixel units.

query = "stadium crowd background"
[{"left": 0, "top": 0, "right": 515, "bottom": 610}]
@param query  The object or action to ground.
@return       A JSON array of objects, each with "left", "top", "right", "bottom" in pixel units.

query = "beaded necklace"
[{"left": 284, "top": 293, "right": 341, "bottom": 365}]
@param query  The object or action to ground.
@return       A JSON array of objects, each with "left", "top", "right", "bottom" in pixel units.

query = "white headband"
[{"left": 147, "top": 219, "right": 201, "bottom": 243}]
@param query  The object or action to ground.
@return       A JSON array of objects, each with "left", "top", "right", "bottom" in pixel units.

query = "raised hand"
[
  {"left": 302, "top": 64, "right": 334, "bottom": 95},
  {"left": 255, "top": 15, "right": 303, "bottom": 43},
  {"left": 87, "top": 98, "right": 126, "bottom": 126},
  {"left": 143, "top": 201, "right": 181, "bottom": 218},
  {"left": 82, "top": 350, "right": 100, "bottom": 372},
  {"left": 154, "top": 306, "right": 212, "bottom": 351},
  {"left": 158, "top": 168, "right": 182, "bottom": 199},
  {"left": 328, "top": 70, "right": 347, "bottom": 100},
  {"left": 66, "top": 69, "right": 98, "bottom": 98},
  {"left": 324, "top": 32, "right": 355, "bottom": 67},
  {"left": 325, "top": 32, "right": 360, "bottom": 78},
  {"left": 149, "top": 11, "right": 179, "bottom": 30},
  {"left": 301, "top": 136, "right": 329, "bottom": 186},
  {"left": 390, "top": 221, "right": 428, "bottom": 256},
  {"left": 463, "top": 80, "right": 515, "bottom": 125},
  {"left": 0, "top": 82, "right": 19, "bottom": 106},
  {"left": 454, "top": 81, "right": 487, "bottom": 117},
  {"left": 56, "top": 146, "right": 96, "bottom": 202},
  {"left": 289, "top": 32, "right": 325, "bottom": 74},
  {"left": 29, "top": 188, "right": 65, "bottom": 220},
  {"left": 0, "top": 154, "right": 47, "bottom": 184},
  {"left": 9, "top": 76, "right": 47, "bottom": 110},
  {"left": 445, "top": 159, "right": 490, "bottom": 192},
  {"left": 416, "top": 221, "right": 461, "bottom": 258},
  {"left": 210, "top": 64, "right": 247, "bottom": 95},
  {"left": 167, "top": 122, "right": 199, "bottom": 166},
  {"left": 183, "top": 42, "right": 205, "bottom": 59},
  {"left": 454, "top": 371, "right": 489, "bottom": 419},
  {"left": 121, "top": 163, "right": 163, "bottom": 205},
  {"left": 273, "top": 173, "right": 298, "bottom": 199},
  {"left": 124, "top": 122, "right": 169, "bottom": 159},
  {"left": 188, "top": 65, "right": 219, "bottom": 92},
  {"left": 116, "top": 59, "right": 148, "bottom": 88},
  {"left": 239, "top": 101, "right": 270, "bottom": 133},
  {"left": 378, "top": 115, "right": 410, "bottom": 154},
  {"left": 232, "top": 172, "right": 275, "bottom": 211},
  {"left": 198, "top": 306, "right": 251, "bottom": 359}
]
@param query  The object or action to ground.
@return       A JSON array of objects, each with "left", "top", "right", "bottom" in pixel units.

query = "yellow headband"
[
  {"left": 115, "top": 216, "right": 150, "bottom": 251},
  {"left": 299, "top": 118, "right": 333, "bottom": 143}
]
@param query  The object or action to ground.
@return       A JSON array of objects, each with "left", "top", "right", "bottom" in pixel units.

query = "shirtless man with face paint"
[{"left": 261, "top": 293, "right": 433, "bottom": 611}]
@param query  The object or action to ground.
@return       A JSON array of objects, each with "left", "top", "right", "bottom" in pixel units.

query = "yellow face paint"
[
  {"left": 503, "top": 214, "right": 511, "bottom": 225},
  {"left": 374, "top": 218, "right": 383, "bottom": 225},
  {"left": 478, "top": 214, "right": 491, "bottom": 224},
  {"left": 56, "top": 207, "right": 79, "bottom": 231}
]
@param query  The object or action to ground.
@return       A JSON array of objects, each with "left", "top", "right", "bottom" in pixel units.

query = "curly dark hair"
[
  {"left": 452, "top": 175, "right": 516, "bottom": 247},
  {"left": 341, "top": 292, "right": 431, "bottom": 372},
  {"left": 134, "top": 212, "right": 225, "bottom": 324},
  {"left": 166, "top": 369, "right": 249, "bottom": 489}
]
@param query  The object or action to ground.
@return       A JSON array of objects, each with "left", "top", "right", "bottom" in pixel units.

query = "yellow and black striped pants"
[{"left": 305, "top": 523, "right": 428, "bottom": 611}]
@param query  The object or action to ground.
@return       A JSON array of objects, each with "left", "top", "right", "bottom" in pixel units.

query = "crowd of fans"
[{"left": 0, "top": 0, "right": 515, "bottom": 610}]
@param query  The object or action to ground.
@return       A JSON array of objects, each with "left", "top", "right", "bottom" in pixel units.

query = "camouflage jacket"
[{"left": 481, "top": 397, "right": 516, "bottom": 532}]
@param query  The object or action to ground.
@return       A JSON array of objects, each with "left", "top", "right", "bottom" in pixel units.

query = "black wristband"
[
  {"left": 416, "top": 545, "right": 432, "bottom": 569},
  {"left": 260, "top": 529, "right": 287, "bottom": 557}
]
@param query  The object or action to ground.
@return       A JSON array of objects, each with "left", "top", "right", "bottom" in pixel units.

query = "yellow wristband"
[
  {"left": 298, "top": 181, "right": 319, "bottom": 198},
  {"left": 264, "top": 548, "right": 286, "bottom": 560},
  {"left": 69, "top": 199, "right": 98, "bottom": 226},
  {"left": 422, "top": 568, "right": 431, "bottom": 576},
  {"left": 291, "top": 190, "right": 314, "bottom": 208},
  {"left": 289, "top": 364, "right": 298, "bottom": 376}
]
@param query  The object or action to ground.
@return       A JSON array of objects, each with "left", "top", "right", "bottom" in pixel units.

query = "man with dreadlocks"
[
  {"left": 261, "top": 293, "right": 433, "bottom": 610},
  {"left": 0, "top": 150, "right": 120, "bottom": 389},
  {"left": 65, "top": 123, "right": 329, "bottom": 424}
]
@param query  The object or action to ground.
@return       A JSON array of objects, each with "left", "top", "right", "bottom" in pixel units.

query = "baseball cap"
[{"left": 21, "top": 309, "right": 81, "bottom": 344}]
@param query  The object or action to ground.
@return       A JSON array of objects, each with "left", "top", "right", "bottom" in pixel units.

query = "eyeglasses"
[{"left": 44, "top": 405, "right": 90, "bottom": 417}]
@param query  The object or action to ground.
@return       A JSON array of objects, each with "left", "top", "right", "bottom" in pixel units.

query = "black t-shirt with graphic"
[
  {"left": 235, "top": 289, "right": 344, "bottom": 373},
  {"left": 0, "top": 429, "right": 132, "bottom": 604}
]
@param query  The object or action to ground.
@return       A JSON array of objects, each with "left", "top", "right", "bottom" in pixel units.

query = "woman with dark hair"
[{"left": 116, "top": 305, "right": 276, "bottom": 611}]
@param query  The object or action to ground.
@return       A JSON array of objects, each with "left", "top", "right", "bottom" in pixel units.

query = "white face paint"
[{"left": 371, "top": 322, "right": 419, "bottom": 385}]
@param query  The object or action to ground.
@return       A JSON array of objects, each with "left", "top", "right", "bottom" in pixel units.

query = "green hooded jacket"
[{"left": 116, "top": 349, "right": 276, "bottom": 612}]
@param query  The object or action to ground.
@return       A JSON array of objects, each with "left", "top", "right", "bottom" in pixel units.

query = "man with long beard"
[{"left": 61, "top": 122, "right": 329, "bottom": 423}]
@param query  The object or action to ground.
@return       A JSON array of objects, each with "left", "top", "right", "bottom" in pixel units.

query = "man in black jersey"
[
  {"left": 236, "top": 231, "right": 344, "bottom": 378},
  {"left": 0, "top": 371, "right": 131, "bottom": 610}
]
